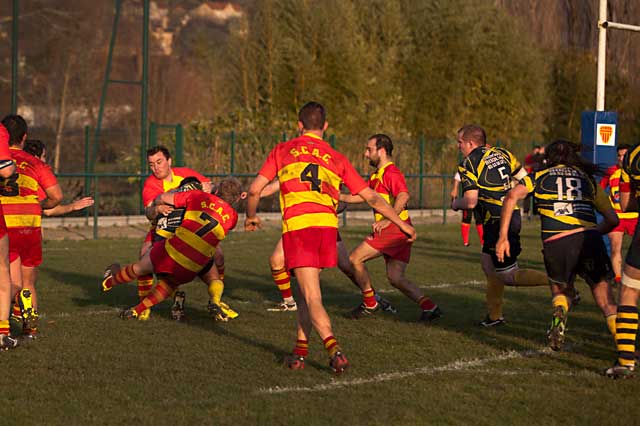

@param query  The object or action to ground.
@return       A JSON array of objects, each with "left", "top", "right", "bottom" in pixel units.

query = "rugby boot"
[
  {"left": 119, "top": 308, "right": 138, "bottom": 320},
  {"left": 0, "top": 334, "right": 18, "bottom": 351},
  {"left": 348, "top": 302, "right": 381, "bottom": 319},
  {"left": 329, "top": 351, "right": 349, "bottom": 374},
  {"left": 207, "top": 302, "right": 228, "bottom": 322},
  {"left": 137, "top": 309, "right": 151, "bottom": 321},
  {"left": 375, "top": 295, "right": 397, "bottom": 314},
  {"left": 419, "top": 306, "right": 443, "bottom": 323},
  {"left": 284, "top": 354, "right": 305, "bottom": 370},
  {"left": 101, "top": 264, "right": 120, "bottom": 292},
  {"left": 18, "top": 290, "right": 38, "bottom": 330},
  {"left": 547, "top": 306, "right": 567, "bottom": 351},
  {"left": 171, "top": 291, "right": 186, "bottom": 321},
  {"left": 605, "top": 363, "right": 634, "bottom": 379},
  {"left": 267, "top": 301, "right": 298, "bottom": 312},
  {"left": 479, "top": 315, "right": 506, "bottom": 327},
  {"left": 219, "top": 301, "right": 239, "bottom": 319}
]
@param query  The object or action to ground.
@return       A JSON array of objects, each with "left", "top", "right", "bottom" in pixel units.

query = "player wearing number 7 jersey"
[
  {"left": 245, "top": 102, "right": 416, "bottom": 374},
  {"left": 496, "top": 140, "right": 618, "bottom": 352}
]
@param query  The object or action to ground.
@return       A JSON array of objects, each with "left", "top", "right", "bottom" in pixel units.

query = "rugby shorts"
[
  {"left": 282, "top": 227, "right": 338, "bottom": 270},
  {"left": 8, "top": 227, "right": 42, "bottom": 267},
  {"left": 611, "top": 217, "right": 637, "bottom": 236},
  {"left": 364, "top": 220, "right": 412, "bottom": 264},
  {"left": 482, "top": 211, "right": 522, "bottom": 272}
]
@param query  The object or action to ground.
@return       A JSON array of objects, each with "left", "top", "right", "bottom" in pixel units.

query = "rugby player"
[
  {"left": 0, "top": 122, "right": 17, "bottom": 349},
  {"left": 599, "top": 144, "right": 637, "bottom": 286},
  {"left": 340, "top": 134, "right": 441, "bottom": 321},
  {"left": 452, "top": 124, "right": 548, "bottom": 326},
  {"left": 497, "top": 140, "right": 618, "bottom": 351},
  {"left": 451, "top": 171, "right": 484, "bottom": 246},
  {"left": 0, "top": 115, "right": 63, "bottom": 340},
  {"left": 245, "top": 102, "right": 415, "bottom": 374},
  {"left": 102, "top": 178, "right": 242, "bottom": 320}
]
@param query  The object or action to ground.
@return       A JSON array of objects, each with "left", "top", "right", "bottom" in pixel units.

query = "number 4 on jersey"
[{"left": 300, "top": 163, "right": 322, "bottom": 192}]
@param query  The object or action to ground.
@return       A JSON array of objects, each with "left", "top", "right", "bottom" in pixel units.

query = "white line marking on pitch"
[{"left": 257, "top": 348, "right": 552, "bottom": 395}]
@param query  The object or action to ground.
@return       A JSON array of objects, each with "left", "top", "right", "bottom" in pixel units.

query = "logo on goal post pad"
[{"left": 596, "top": 123, "right": 616, "bottom": 146}]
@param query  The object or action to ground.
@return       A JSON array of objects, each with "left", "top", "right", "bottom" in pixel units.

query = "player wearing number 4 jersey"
[
  {"left": 245, "top": 102, "right": 415, "bottom": 374},
  {"left": 497, "top": 140, "right": 618, "bottom": 352},
  {"left": 101, "top": 178, "right": 242, "bottom": 320}
]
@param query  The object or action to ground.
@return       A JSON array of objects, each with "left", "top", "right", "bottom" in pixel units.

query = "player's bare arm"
[
  {"left": 339, "top": 193, "right": 365, "bottom": 203},
  {"left": 245, "top": 174, "right": 270, "bottom": 231},
  {"left": 40, "top": 183, "right": 63, "bottom": 210},
  {"left": 372, "top": 191, "right": 409, "bottom": 234},
  {"left": 451, "top": 189, "right": 478, "bottom": 211},
  {"left": 260, "top": 180, "right": 280, "bottom": 198},
  {"left": 496, "top": 184, "right": 528, "bottom": 262},
  {"left": 594, "top": 187, "right": 619, "bottom": 235},
  {"left": 43, "top": 196, "right": 94, "bottom": 217},
  {"left": 358, "top": 187, "right": 416, "bottom": 242}
]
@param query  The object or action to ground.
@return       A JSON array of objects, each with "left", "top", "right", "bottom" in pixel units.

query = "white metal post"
[{"left": 596, "top": 0, "right": 607, "bottom": 111}]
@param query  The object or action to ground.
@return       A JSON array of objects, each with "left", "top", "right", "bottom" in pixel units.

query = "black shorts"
[
  {"left": 625, "top": 218, "right": 640, "bottom": 269},
  {"left": 483, "top": 211, "right": 521, "bottom": 272},
  {"left": 462, "top": 208, "right": 482, "bottom": 225},
  {"left": 543, "top": 230, "right": 613, "bottom": 287}
]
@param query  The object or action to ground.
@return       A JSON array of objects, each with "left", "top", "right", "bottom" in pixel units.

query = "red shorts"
[
  {"left": 611, "top": 217, "right": 637, "bottom": 236},
  {"left": 282, "top": 227, "right": 338, "bottom": 270},
  {"left": 365, "top": 221, "right": 412, "bottom": 263},
  {"left": 143, "top": 228, "right": 154, "bottom": 244},
  {"left": 8, "top": 227, "right": 42, "bottom": 267},
  {"left": 0, "top": 205, "right": 6, "bottom": 239},
  {"left": 149, "top": 240, "right": 199, "bottom": 285}
]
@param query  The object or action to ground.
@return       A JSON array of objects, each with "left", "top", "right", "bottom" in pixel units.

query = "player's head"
[
  {"left": 545, "top": 139, "right": 599, "bottom": 176},
  {"left": 24, "top": 139, "right": 46, "bottom": 161},
  {"left": 216, "top": 177, "right": 243, "bottom": 205},
  {"left": 178, "top": 176, "right": 202, "bottom": 192},
  {"left": 1, "top": 114, "right": 28, "bottom": 147},
  {"left": 366, "top": 134, "right": 393, "bottom": 167},
  {"left": 298, "top": 102, "right": 328, "bottom": 133},
  {"left": 617, "top": 143, "right": 630, "bottom": 167},
  {"left": 147, "top": 145, "right": 172, "bottom": 179},
  {"left": 456, "top": 124, "right": 486, "bottom": 157}
]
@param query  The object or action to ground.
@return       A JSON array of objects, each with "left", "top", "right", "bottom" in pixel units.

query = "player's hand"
[
  {"left": 496, "top": 238, "right": 510, "bottom": 263},
  {"left": 72, "top": 196, "right": 94, "bottom": 211},
  {"left": 157, "top": 204, "right": 174, "bottom": 215},
  {"left": 372, "top": 219, "right": 390, "bottom": 234},
  {"left": 244, "top": 216, "right": 262, "bottom": 231},
  {"left": 451, "top": 198, "right": 459, "bottom": 211},
  {"left": 400, "top": 223, "right": 417, "bottom": 242}
]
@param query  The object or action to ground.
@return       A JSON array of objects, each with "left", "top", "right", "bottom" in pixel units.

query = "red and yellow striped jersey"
[
  {"left": 0, "top": 125, "right": 13, "bottom": 171},
  {"left": 368, "top": 162, "right": 409, "bottom": 222},
  {"left": 165, "top": 190, "right": 238, "bottom": 273},
  {"left": 0, "top": 148, "right": 58, "bottom": 229},
  {"left": 601, "top": 166, "right": 638, "bottom": 219},
  {"left": 142, "top": 167, "right": 208, "bottom": 207},
  {"left": 258, "top": 133, "right": 368, "bottom": 233}
]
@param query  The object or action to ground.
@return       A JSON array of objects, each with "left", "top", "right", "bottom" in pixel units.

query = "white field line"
[{"left": 257, "top": 348, "right": 552, "bottom": 395}]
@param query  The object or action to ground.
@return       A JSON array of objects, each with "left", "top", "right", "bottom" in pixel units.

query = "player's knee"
[
  {"left": 386, "top": 271, "right": 402, "bottom": 287},
  {"left": 348, "top": 253, "right": 363, "bottom": 267}
]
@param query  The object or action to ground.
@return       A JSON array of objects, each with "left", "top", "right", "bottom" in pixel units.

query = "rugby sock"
[
  {"left": 419, "top": 296, "right": 437, "bottom": 311},
  {"left": 293, "top": 339, "right": 309, "bottom": 357},
  {"left": 217, "top": 264, "right": 225, "bottom": 281},
  {"left": 112, "top": 264, "right": 137, "bottom": 286},
  {"left": 606, "top": 314, "right": 617, "bottom": 338},
  {"left": 0, "top": 320, "right": 8, "bottom": 335},
  {"left": 207, "top": 279, "right": 224, "bottom": 305},
  {"left": 362, "top": 288, "right": 377, "bottom": 308},
  {"left": 513, "top": 269, "right": 548, "bottom": 287},
  {"left": 615, "top": 276, "right": 622, "bottom": 285},
  {"left": 486, "top": 274, "right": 505, "bottom": 320},
  {"left": 271, "top": 267, "right": 293, "bottom": 301},
  {"left": 132, "top": 279, "right": 174, "bottom": 315},
  {"left": 552, "top": 294, "right": 569, "bottom": 313},
  {"left": 615, "top": 305, "right": 638, "bottom": 368},
  {"left": 476, "top": 224, "right": 484, "bottom": 245},
  {"left": 323, "top": 335, "right": 340, "bottom": 357},
  {"left": 11, "top": 295, "right": 21, "bottom": 319},
  {"left": 137, "top": 275, "right": 154, "bottom": 300},
  {"left": 461, "top": 223, "right": 470, "bottom": 245}
]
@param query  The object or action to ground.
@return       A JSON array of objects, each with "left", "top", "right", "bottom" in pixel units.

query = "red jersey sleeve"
[
  {"left": 384, "top": 167, "right": 409, "bottom": 197},
  {"left": 0, "top": 125, "right": 13, "bottom": 171},
  {"left": 142, "top": 177, "right": 162, "bottom": 206},
  {"left": 35, "top": 161, "right": 58, "bottom": 190},
  {"left": 339, "top": 157, "right": 367, "bottom": 195},
  {"left": 258, "top": 146, "right": 278, "bottom": 181},
  {"left": 224, "top": 209, "right": 238, "bottom": 234},
  {"left": 172, "top": 190, "right": 190, "bottom": 209}
]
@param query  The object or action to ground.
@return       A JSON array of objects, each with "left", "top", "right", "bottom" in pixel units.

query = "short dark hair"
[
  {"left": 178, "top": 176, "right": 202, "bottom": 192},
  {"left": 545, "top": 139, "right": 600, "bottom": 176},
  {"left": 24, "top": 139, "right": 46, "bottom": 158},
  {"left": 298, "top": 102, "right": 326, "bottom": 131},
  {"left": 217, "top": 177, "right": 242, "bottom": 204},
  {"left": 617, "top": 144, "right": 631, "bottom": 152},
  {"left": 146, "top": 145, "right": 171, "bottom": 160},
  {"left": 1, "top": 114, "right": 28, "bottom": 146},
  {"left": 369, "top": 134, "right": 394, "bottom": 156},
  {"left": 457, "top": 124, "right": 486, "bottom": 146}
]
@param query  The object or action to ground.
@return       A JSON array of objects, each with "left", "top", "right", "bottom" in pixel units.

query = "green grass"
[{"left": 4, "top": 222, "right": 640, "bottom": 425}]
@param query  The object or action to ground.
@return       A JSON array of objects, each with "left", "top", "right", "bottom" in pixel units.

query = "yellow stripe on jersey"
[
  {"left": 174, "top": 227, "right": 217, "bottom": 257},
  {"left": 281, "top": 191, "right": 336, "bottom": 210},
  {"left": 165, "top": 240, "right": 202, "bottom": 273},
  {"left": 182, "top": 210, "right": 227, "bottom": 241},
  {"left": 538, "top": 208, "right": 596, "bottom": 227},
  {"left": 0, "top": 195, "right": 38, "bottom": 205},
  {"left": 4, "top": 215, "right": 41, "bottom": 228},
  {"left": 278, "top": 162, "right": 342, "bottom": 191},
  {"left": 283, "top": 212, "right": 338, "bottom": 233}
]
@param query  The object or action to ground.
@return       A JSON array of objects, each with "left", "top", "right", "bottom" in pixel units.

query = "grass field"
[{"left": 4, "top": 221, "right": 640, "bottom": 425}]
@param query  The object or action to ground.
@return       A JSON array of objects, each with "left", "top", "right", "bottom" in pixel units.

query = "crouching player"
[
  {"left": 101, "top": 178, "right": 242, "bottom": 320},
  {"left": 496, "top": 140, "right": 618, "bottom": 351}
]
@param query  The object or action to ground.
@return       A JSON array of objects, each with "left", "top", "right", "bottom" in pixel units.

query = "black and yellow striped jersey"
[
  {"left": 522, "top": 164, "right": 611, "bottom": 240},
  {"left": 458, "top": 146, "right": 524, "bottom": 221},
  {"left": 621, "top": 142, "right": 640, "bottom": 198}
]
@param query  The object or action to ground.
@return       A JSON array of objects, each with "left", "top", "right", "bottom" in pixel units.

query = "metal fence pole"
[
  {"left": 175, "top": 124, "right": 184, "bottom": 166},
  {"left": 84, "top": 126, "right": 91, "bottom": 223},
  {"left": 442, "top": 176, "right": 447, "bottom": 225},
  {"left": 93, "top": 175, "right": 99, "bottom": 240},
  {"left": 230, "top": 130, "right": 236, "bottom": 175},
  {"left": 419, "top": 135, "right": 425, "bottom": 209}
]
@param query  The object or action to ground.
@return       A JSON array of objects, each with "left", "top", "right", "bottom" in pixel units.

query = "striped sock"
[
  {"left": 11, "top": 295, "right": 21, "bottom": 319},
  {"left": 132, "top": 279, "right": 174, "bottom": 315},
  {"left": 616, "top": 305, "right": 638, "bottom": 368},
  {"left": 323, "top": 335, "right": 340, "bottom": 357},
  {"left": 552, "top": 295, "right": 569, "bottom": 313},
  {"left": 137, "top": 275, "right": 154, "bottom": 301},
  {"left": 606, "top": 314, "right": 617, "bottom": 338},
  {"left": 114, "top": 264, "right": 137, "bottom": 285},
  {"left": 271, "top": 267, "right": 292, "bottom": 300},
  {"left": 419, "top": 296, "right": 436, "bottom": 311},
  {"left": 0, "top": 320, "right": 8, "bottom": 335},
  {"left": 293, "top": 339, "right": 309, "bottom": 357},
  {"left": 362, "top": 288, "right": 377, "bottom": 308},
  {"left": 216, "top": 264, "right": 225, "bottom": 281}
]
